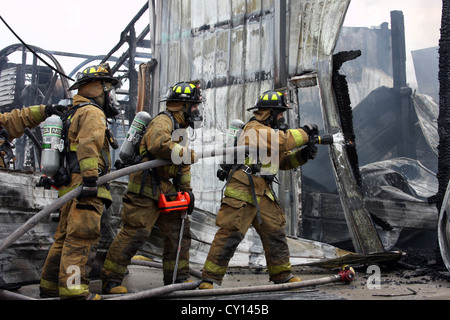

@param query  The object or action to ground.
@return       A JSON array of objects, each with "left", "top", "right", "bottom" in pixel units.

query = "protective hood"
[
  {"left": 253, "top": 109, "right": 272, "bottom": 122},
  {"left": 78, "top": 81, "right": 103, "bottom": 98}
]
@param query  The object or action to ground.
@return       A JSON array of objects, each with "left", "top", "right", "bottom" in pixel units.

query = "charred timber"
[
  {"left": 437, "top": 0, "right": 450, "bottom": 211},
  {"left": 332, "top": 50, "right": 362, "bottom": 186}
]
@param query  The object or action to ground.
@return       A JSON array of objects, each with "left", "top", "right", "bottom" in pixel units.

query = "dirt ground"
[
  {"left": 7, "top": 247, "right": 449, "bottom": 303},
  {"left": 3, "top": 247, "right": 449, "bottom": 305}
]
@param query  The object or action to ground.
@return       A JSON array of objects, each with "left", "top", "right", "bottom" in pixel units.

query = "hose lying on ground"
[
  {"left": 0, "top": 289, "right": 36, "bottom": 300},
  {"left": 105, "top": 280, "right": 202, "bottom": 300},
  {"left": 103, "top": 268, "right": 355, "bottom": 300},
  {"left": 156, "top": 269, "right": 355, "bottom": 299},
  {"left": 0, "top": 146, "right": 249, "bottom": 253}
]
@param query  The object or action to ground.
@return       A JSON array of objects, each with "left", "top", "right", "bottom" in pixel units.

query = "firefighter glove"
[
  {"left": 301, "top": 145, "right": 318, "bottom": 161},
  {"left": 302, "top": 123, "right": 319, "bottom": 140},
  {"left": 45, "top": 105, "right": 66, "bottom": 117},
  {"left": 77, "top": 176, "right": 98, "bottom": 199}
]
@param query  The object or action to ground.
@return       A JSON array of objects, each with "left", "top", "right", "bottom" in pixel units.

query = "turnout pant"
[
  {"left": 101, "top": 192, "right": 191, "bottom": 285},
  {"left": 202, "top": 195, "right": 293, "bottom": 285},
  {"left": 40, "top": 197, "right": 104, "bottom": 299}
]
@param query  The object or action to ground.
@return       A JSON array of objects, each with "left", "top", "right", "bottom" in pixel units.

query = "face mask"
[
  {"left": 270, "top": 110, "right": 288, "bottom": 131},
  {"left": 277, "top": 116, "right": 289, "bottom": 132},
  {"left": 187, "top": 105, "right": 203, "bottom": 129},
  {"left": 103, "top": 83, "right": 120, "bottom": 118}
]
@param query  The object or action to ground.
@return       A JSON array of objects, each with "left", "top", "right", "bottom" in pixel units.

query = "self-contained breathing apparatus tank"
[
  {"left": 217, "top": 119, "right": 245, "bottom": 181},
  {"left": 118, "top": 111, "right": 152, "bottom": 165},
  {"left": 40, "top": 115, "right": 64, "bottom": 177}
]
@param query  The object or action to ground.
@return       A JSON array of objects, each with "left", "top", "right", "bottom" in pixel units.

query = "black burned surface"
[{"left": 392, "top": 247, "right": 450, "bottom": 282}]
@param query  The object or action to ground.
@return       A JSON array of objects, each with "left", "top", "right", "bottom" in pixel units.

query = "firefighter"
[
  {"left": 199, "top": 89, "right": 319, "bottom": 289},
  {"left": 101, "top": 81, "right": 202, "bottom": 294},
  {"left": 39, "top": 63, "right": 120, "bottom": 300},
  {"left": 0, "top": 104, "right": 64, "bottom": 167}
]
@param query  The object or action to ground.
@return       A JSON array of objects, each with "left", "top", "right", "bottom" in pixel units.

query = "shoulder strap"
[{"left": 158, "top": 111, "right": 180, "bottom": 131}]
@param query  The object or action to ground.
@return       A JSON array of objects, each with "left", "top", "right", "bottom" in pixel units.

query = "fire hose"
[
  {"left": 0, "top": 146, "right": 249, "bottom": 253},
  {"left": 105, "top": 267, "right": 355, "bottom": 300}
]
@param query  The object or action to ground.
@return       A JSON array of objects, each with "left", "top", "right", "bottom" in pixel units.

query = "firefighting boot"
[
  {"left": 199, "top": 281, "right": 214, "bottom": 289},
  {"left": 102, "top": 280, "right": 128, "bottom": 294},
  {"left": 86, "top": 293, "right": 102, "bottom": 300},
  {"left": 288, "top": 276, "right": 301, "bottom": 282}
]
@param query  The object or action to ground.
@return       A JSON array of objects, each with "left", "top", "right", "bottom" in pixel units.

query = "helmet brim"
[
  {"left": 159, "top": 97, "right": 204, "bottom": 103},
  {"left": 247, "top": 105, "right": 292, "bottom": 111},
  {"left": 68, "top": 76, "right": 119, "bottom": 91}
]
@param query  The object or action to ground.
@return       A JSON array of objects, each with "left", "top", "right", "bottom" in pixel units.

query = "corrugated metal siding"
[
  {"left": 0, "top": 67, "right": 17, "bottom": 108},
  {"left": 152, "top": 0, "right": 350, "bottom": 215}
]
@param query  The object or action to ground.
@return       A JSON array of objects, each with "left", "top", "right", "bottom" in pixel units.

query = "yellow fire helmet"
[
  {"left": 69, "top": 63, "right": 118, "bottom": 91},
  {"left": 160, "top": 81, "right": 204, "bottom": 103},
  {"left": 248, "top": 89, "right": 291, "bottom": 111}
]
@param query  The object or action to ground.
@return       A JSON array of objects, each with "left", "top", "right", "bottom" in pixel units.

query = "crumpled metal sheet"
[
  {"left": 0, "top": 169, "right": 127, "bottom": 288},
  {"left": 138, "top": 206, "right": 352, "bottom": 268},
  {"left": 413, "top": 93, "right": 439, "bottom": 156},
  {"left": 438, "top": 180, "right": 450, "bottom": 272},
  {"left": 0, "top": 169, "right": 58, "bottom": 288},
  {"left": 361, "top": 158, "right": 438, "bottom": 248}
]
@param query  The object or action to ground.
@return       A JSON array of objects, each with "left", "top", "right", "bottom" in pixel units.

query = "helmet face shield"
[
  {"left": 103, "top": 82, "right": 120, "bottom": 118},
  {"left": 107, "top": 87, "right": 120, "bottom": 109},
  {"left": 187, "top": 104, "right": 203, "bottom": 129}
]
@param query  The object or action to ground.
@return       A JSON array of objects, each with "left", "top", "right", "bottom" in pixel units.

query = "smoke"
[{"left": 344, "top": 0, "right": 442, "bottom": 90}]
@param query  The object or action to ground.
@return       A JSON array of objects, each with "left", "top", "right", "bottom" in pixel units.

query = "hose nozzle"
[{"left": 310, "top": 134, "right": 334, "bottom": 145}]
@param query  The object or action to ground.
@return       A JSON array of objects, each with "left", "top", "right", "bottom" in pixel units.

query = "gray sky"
[{"left": 0, "top": 0, "right": 442, "bottom": 86}]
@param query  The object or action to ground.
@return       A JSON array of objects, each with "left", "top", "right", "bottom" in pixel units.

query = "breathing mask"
[
  {"left": 103, "top": 82, "right": 120, "bottom": 118},
  {"left": 186, "top": 103, "right": 203, "bottom": 129}
]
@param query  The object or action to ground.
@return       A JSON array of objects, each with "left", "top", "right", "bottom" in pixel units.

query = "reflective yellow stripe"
[
  {"left": 203, "top": 260, "right": 228, "bottom": 276},
  {"left": 30, "top": 105, "right": 45, "bottom": 123},
  {"left": 103, "top": 258, "right": 128, "bottom": 275},
  {"left": 59, "top": 184, "right": 79, "bottom": 196},
  {"left": 267, "top": 262, "right": 291, "bottom": 276},
  {"left": 139, "top": 147, "right": 148, "bottom": 156},
  {"left": 163, "top": 259, "right": 189, "bottom": 272},
  {"left": 59, "top": 284, "right": 90, "bottom": 297},
  {"left": 224, "top": 186, "right": 257, "bottom": 205},
  {"left": 180, "top": 173, "right": 191, "bottom": 185},
  {"left": 164, "top": 165, "right": 179, "bottom": 176},
  {"left": 260, "top": 163, "right": 279, "bottom": 175},
  {"left": 59, "top": 184, "right": 111, "bottom": 201},
  {"left": 289, "top": 152, "right": 301, "bottom": 168},
  {"left": 127, "top": 181, "right": 159, "bottom": 200},
  {"left": 40, "top": 278, "right": 58, "bottom": 291},
  {"left": 288, "top": 129, "right": 304, "bottom": 147},
  {"left": 265, "top": 189, "right": 275, "bottom": 202},
  {"left": 69, "top": 144, "right": 78, "bottom": 152},
  {"left": 79, "top": 157, "right": 98, "bottom": 172}
]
